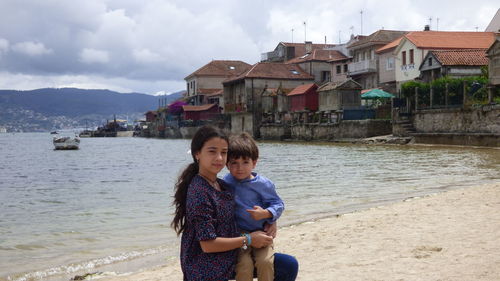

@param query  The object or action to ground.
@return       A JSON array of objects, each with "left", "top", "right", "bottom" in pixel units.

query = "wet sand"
[{"left": 101, "top": 182, "right": 500, "bottom": 281}]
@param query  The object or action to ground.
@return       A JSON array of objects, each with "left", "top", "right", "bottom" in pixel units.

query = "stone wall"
[
  {"left": 262, "top": 120, "right": 392, "bottom": 141},
  {"left": 413, "top": 105, "right": 500, "bottom": 134},
  {"left": 260, "top": 124, "right": 287, "bottom": 140}
]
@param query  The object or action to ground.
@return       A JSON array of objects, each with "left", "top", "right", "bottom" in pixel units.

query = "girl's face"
[{"left": 195, "top": 137, "right": 228, "bottom": 178}]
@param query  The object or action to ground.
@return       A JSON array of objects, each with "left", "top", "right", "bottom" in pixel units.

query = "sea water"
[{"left": 0, "top": 133, "right": 499, "bottom": 281}]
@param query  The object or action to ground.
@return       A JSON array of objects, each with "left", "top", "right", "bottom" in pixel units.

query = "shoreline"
[{"left": 97, "top": 182, "right": 500, "bottom": 281}]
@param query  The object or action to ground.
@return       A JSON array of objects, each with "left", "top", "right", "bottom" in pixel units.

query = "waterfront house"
[
  {"left": 261, "top": 87, "right": 294, "bottom": 124},
  {"left": 330, "top": 56, "right": 352, "bottom": 84},
  {"left": 485, "top": 8, "right": 500, "bottom": 32},
  {"left": 418, "top": 49, "right": 488, "bottom": 83},
  {"left": 145, "top": 110, "right": 158, "bottom": 122},
  {"left": 375, "top": 36, "right": 404, "bottom": 94},
  {"left": 317, "top": 79, "right": 362, "bottom": 122},
  {"left": 182, "top": 104, "right": 221, "bottom": 121},
  {"left": 487, "top": 35, "right": 500, "bottom": 101},
  {"left": 223, "top": 62, "right": 314, "bottom": 136},
  {"left": 286, "top": 49, "right": 349, "bottom": 84},
  {"left": 392, "top": 30, "right": 495, "bottom": 89},
  {"left": 184, "top": 60, "right": 251, "bottom": 106},
  {"left": 288, "top": 83, "right": 319, "bottom": 112},
  {"left": 347, "top": 30, "right": 408, "bottom": 90},
  {"left": 261, "top": 41, "right": 338, "bottom": 62}
]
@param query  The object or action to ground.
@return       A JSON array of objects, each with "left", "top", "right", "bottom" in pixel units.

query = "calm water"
[{"left": 0, "top": 133, "right": 499, "bottom": 281}]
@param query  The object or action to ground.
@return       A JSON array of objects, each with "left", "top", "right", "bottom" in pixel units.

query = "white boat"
[{"left": 53, "top": 135, "right": 80, "bottom": 150}]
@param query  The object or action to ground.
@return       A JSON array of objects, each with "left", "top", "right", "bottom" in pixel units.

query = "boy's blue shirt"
[{"left": 223, "top": 172, "right": 284, "bottom": 232}]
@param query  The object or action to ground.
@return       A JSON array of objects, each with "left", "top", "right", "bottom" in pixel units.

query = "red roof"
[
  {"left": 404, "top": 31, "right": 495, "bottom": 49},
  {"left": 224, "top": 62, "right": 314, "bottom": 84},
  {"left": 287, "top": 83, "right": 318, "bottom": 96},
  {"left": 376, "top": 37, "right": 404, "bottom": 53},
  {"left": 431, "top": 49, "right": 489, "bottom": 66},
  {"left": 286, "top": 49, "right": 348, "bottom": 64},
  {"left": 185, "top": 60, "right": 251, "bottom": 79},
  {"left": 182, "top": 104, "right": 217, "bottom": 112}
]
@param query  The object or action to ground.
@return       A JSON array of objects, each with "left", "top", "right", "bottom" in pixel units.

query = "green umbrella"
[{"left": 361, "top": 88, "right": 395, "bottom": 99}]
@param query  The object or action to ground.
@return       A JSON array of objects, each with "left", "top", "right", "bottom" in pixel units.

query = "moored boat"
[{"left": 53, "top": 136, "right": 80, "bottom": 150}]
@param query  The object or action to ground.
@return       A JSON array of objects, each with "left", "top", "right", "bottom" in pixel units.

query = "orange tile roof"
[
  {"left": 404, "top": 31, "right": 495, "bottom": 49},
  {"left": 286, "top": 49, "right": 348, "bottom": 64},
  {"left": 182, "top": 104, "right": 217, "bottom": 112},
  {"left": 287, "top": 83, "right": 318, "bottom": 96},
  {"left": 376, "top": 37, "right": 404, "bottom": 53},
  {"left": 224, "top": 62, "right": 314, "bottom": 84},
  {"left": 430, "top": 49, "right": 489, "bottom": 66},
  {"left": 185, "top": 60, "right": 251, "bottom": 79}
]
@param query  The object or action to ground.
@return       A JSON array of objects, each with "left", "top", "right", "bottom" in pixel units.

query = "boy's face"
[{"left": 227, "top": 157, "right": 257, "bottom": 181}]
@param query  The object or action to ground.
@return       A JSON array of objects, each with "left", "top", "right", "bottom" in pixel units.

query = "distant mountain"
[{"left": 0, "top": 88, "right": 185, "bottom": 132}]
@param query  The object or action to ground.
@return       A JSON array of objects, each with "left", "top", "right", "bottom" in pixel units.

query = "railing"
[
  {"left": 348, "top": 60, "right": 377, "bottom": 75},
  {"left": 261, "top": 49, "right": 283, "bottom": 62},
  {"left": 400, "top": 64, "right": 415, "bottom": 71}
]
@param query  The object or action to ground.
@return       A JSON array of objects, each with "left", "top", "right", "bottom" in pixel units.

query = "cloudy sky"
[{"left": 0, "top": 0, "right": 498, "bottom": 95}]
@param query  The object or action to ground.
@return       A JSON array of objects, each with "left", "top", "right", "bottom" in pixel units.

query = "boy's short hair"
[{"left": 228, "top": 132, "right": 259, "bottom": 161}]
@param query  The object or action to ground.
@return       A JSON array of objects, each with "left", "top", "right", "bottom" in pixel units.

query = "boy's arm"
[{"left": 261, "top": 181, "right": 284, "bottom": 223}]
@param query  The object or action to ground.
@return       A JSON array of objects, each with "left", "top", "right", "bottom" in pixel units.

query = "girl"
[{"left": 172, "top": 125, "right": 298, "bottom": 281}]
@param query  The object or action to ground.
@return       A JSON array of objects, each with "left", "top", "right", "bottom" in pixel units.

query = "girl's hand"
[
  {"left": 249, "top": 231, "right": 273, "bottom": 248},
  {"left": 264, "top": 222, "right": 277, "bottom": 238},
  {"left": 246, "top": 206, "right": 272, "bottom": 221}
]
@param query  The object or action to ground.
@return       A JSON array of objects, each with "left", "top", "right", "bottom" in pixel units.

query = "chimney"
[
  {"left": 424, "top": 25, "right": 430, "bottom": 31},
  {"left": 305, "top": 41, "right": 312, "bottom": 53}
]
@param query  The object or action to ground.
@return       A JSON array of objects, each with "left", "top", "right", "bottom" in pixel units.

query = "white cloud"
[
  {"left": 0, "top": 38, "right": 9, "bottom": 53},
  {"left": 79, "top": 48, "right": 110, "bottom": 64},
  {"left": 0, "top": 0, "right": 498, "bottom": 93},
  {"left": 12, "top": 41, "right": 52, "bottom": 56},
  {"left": 133, "top": 49, "right": 164, "bottom": 64}
]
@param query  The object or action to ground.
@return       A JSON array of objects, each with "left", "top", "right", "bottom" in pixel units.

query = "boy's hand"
[
  {"left": 264, "top": 222, "right": 277, "bottom": 238},
  {"left": 246, "top": 205, "right": 272, "bottom": 221}
]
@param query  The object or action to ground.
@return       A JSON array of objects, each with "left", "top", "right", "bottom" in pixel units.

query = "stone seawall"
[
  {"left": 413, "top": 105, "right": 500, "bottom": 134},
  {"left": 261, "top": 120, "right": 392, "bottom": 141},
  {"left": 410, "top": 105, "right": 500, "bottom": 147}
]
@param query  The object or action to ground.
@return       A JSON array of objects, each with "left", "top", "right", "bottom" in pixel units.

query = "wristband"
[{"left": 245, "top": 233, "right": 252, "bottom": 247}]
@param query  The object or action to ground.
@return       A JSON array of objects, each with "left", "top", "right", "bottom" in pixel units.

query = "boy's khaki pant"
[{"left": 235, "top": 244, "right": 274, "bottom": 281}]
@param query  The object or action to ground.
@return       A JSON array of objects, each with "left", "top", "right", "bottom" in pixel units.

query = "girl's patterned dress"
[{"left": 181, "top": 175, "right": 239, "bottom": 281}]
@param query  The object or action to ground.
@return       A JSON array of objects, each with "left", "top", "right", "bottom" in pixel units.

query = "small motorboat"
[{"left": 53, "top": 135, "right": 80, "bottom": 150}]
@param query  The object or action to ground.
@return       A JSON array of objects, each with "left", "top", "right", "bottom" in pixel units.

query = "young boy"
[{"left": 224, "top": 132, "right": 284, "bottom": 281}]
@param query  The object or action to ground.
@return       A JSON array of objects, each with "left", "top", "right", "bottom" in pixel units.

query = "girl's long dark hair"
[{"left": 171, "top": 125, "right": 229, "bottom": 235}]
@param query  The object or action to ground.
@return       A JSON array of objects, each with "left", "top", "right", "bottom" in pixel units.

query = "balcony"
[
  {"left": 261, "top": 49, "right": 284, "bottom": 62},
  {"left": 400, "top": 64, "right": 415, "bottom": 71},
  {"left": 348, "top": 60, "right": 377, "bottom": 76}
]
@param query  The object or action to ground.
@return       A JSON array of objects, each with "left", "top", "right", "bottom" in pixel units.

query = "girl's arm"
[{"left": 200, "top": 231, "right": 273, "bottom": 253}]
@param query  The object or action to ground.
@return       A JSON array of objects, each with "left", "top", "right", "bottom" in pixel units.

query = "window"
[
  {"left": 402, "top": 51, "right": 407, "bottom": 65},
  {"left": 386, "top": 57, "right": 394, "bottom": 70},
  {"left": 186, "top": 83, "right": 189, "bottom": 94},
  {"left": 428, "top": 57, "right": 432, "bottom": 66},
  {"left": 344, "top": 64, "right": 348, "bottom": 73},
  {"left": 409, "top": 49, "right": 414, "bottom": 64},
  {"left": 336, "top": 65, "right": 341, "bottom": 74},
  {"left": 321, "top": 71, "right": 331, "bottom": 82}
]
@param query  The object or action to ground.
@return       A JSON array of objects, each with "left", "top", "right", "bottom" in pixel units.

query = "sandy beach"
[{"left": 101, "top": 182, "right": 500, "bottom": 281}]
